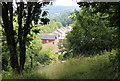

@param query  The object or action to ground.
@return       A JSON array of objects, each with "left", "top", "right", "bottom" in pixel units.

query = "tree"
[
  {"left": 76, "top": 2, "right": 120, "bottom": 77},
  {"left": 39, "top": 21, "right": 63, "bottom": 33},
  {"left": 1, "top": 1, "right": 52, "bottom": 74},
  {"left": 51, "top": 11, "right": 74, "bottom": 27},
  {"left": 67, "top": 8, "right": 117, "bottom": 56}
]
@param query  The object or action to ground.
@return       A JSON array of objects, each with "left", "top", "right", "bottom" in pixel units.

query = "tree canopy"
[
  {"left": 67, "top": 7, "right": 117, "bottom": 56},
  {"left": 1, "top": 1, "right": 52, "bottom": 74}
]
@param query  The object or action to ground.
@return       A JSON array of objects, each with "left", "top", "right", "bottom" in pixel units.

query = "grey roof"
[
  {"left": 39, "top": 26, "right": 72, "bottom": 40},
  {"left": 40, "top": 33, "right": 58, "bottom": 40},
  {"left": 57, "top": 29, "right": 65, "bottom": 34},
  {"left": 62, "top": 27, "right": 68, "bottom": 31},
  {"left": 60, "top": 28, "right": 66, "bottom": 32},
  {"left": 65, "top": 26, "right": 72, "bottom": 30}
]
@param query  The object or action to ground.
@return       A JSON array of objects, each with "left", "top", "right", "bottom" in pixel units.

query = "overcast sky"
[
  {"left": 13, "top": 0, "right": 79, "bottom": 7},
  {"left": 53, "top": 0, "right": 78, "bottom": 6}
]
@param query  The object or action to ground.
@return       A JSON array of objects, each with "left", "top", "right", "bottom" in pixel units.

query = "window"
[
  {"left": 55, "top": 36, "right": 57, "bottom": 39},
  {"left": 46, "top": 40, "right": 49, "bottom": 43}
]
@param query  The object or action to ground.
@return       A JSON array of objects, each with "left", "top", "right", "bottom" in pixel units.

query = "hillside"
[
  {"left": 35, "top": 50, "right": 116, "bottom": 79},
  {"left": 42, "top": 5, "right": 80, "bottom": 18}
]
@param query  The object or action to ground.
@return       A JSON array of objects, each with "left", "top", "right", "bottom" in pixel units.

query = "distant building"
[
  {"left": 40, "top": 33, "right": 59, "bottom": 44},
  {"left": 40, "top": 26, "right": 72, "bottom": 44}
]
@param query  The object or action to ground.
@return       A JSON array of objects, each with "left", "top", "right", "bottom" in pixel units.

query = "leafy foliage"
[
  {"left": 58, "top": 39, "right": 73, "bottom": 60},
  {"left": 51, "top": 11, "right": 74, "bottom": 27},
  {"left": 66, "top": 8, "right": 117, "bottom": 56},
  {"left": 1, "top": 1, "right": 52, "bottom": 73},
  {"left": 39, "top": 21, "right": 63, "bottom": 33},
  {"left": 38, "top": 46, "right": 59, "bottom": 64},
  {"left": 77, "top": 2, "right": 120, "bottom": 77}
]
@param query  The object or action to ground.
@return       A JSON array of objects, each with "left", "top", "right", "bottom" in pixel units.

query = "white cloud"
[{"left": 53, "top": 0, "right": 78, "bottom": 6}]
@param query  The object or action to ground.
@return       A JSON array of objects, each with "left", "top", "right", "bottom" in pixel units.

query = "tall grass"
[
  {"left": 3, "top": 73, "right": 47, "bottom": 79},
  {"left": 3, "top": 50, "right": 118, "bottom": 79},
  {"left": 36, "top": 50, "right": 117, "bottom": 79}
]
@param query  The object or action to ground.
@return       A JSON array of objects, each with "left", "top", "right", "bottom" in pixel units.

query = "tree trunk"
[
  {"left": 30, "top": 56, "right": 33, "bottom": 68},
  {"left": 19, "top": 2, "right": 33, "bottom": 71},
  {"left": 2, "top": 2, "right": 20, "bottom": 73},
  {"left": 20, "top": 39, "right": 26, "bottom": 71},
  {"left": 18, "top": 2, "right": 25, "bottom": 72}
]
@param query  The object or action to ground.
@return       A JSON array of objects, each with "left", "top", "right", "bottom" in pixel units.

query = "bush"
[
  {"left": 36, "top": 54, "right": 52, "bottom": 65},
  {"left": 37, "top": 46, "right": 59, "bottom": 64}
]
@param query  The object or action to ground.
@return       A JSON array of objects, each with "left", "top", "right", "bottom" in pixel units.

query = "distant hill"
[
  {"left": 42, "top": 5, "right": 80, "bottom": 18},
  {"left": 43, "top": 5, "right": 79, "bottom": 11}
]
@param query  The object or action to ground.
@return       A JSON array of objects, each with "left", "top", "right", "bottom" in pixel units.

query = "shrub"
[{"left": 37, "top": 46, "right": 59, "bottom": 64}]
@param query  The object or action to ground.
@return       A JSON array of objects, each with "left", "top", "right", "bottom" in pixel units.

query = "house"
[
  {"left": 40, "top": 33, "right": 59, "bottom": 44},
  {"left": 39, "top": 26, "right": 72, "bottom": 53},
  {"left": 65, "top": 26, "right": 72, "bottom": 31},
  {"left": 40, "top": 26, "right": 72, "bottom": 44},
  {"left": 57, "top": 26, "right": 72, "bottom": 41}
]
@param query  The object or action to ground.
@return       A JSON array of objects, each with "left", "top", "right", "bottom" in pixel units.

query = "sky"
[
  {"left": 13, "top": 0, "right": 79, "bottom": 7},
  {"left": 53, "top": 0, "right": 79, "bottom": 6}
]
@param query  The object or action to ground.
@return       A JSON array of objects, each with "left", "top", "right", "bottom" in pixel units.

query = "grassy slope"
[
  {"left": 36, "top": 50, "right": 117, "bottom": 79},
  {"left": 3, "top": 73, "right": 47, "bottom": 79},
  {"left": 3, "top": 50, "right": 117, "bottom": 79}
]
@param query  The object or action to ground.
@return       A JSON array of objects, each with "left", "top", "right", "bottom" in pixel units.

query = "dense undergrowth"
[
  {"left": 2, "top": 50, "right": 119, "bottom": 79},
  {"left": 3, "top": 72, "right": 46, "bottom": 79},
  {"left": 36, "top": 50, "right": 119, "bottom": 79}
]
